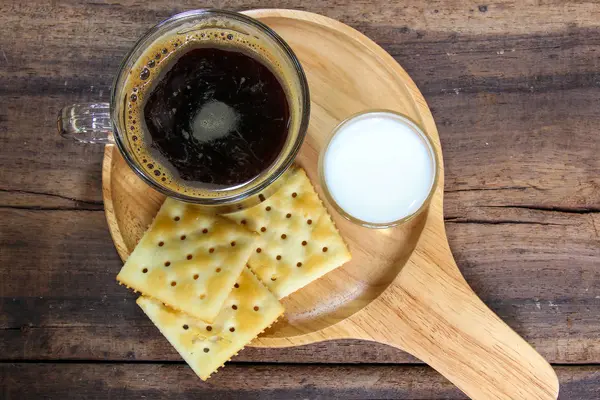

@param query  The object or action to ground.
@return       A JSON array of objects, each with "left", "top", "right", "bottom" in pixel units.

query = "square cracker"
[
  {"left": 224, "top": 166, "right": 351, "bottom": 298},
  {"left": 117, "top": 197, "right": 257, "bottom": 323},
  {"left": 137, "top": 268, "right": 284, "bottom": 380}
]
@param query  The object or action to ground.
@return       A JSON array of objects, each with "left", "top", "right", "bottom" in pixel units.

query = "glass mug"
[{"left": 57, "top": 9, "right": 310, "bottom": 209}]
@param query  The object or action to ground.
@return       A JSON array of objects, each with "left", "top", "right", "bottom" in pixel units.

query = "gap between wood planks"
[
  {"left": 1, "top": 188, "right": 598, "bottom": 222},
  {"left": 0, "top": 188, "right": 103, "bottom": 211}
]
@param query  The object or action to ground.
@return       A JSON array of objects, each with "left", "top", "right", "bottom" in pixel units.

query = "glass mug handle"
[{"left": 57, "top": 103, "right": 115, "bottom": 144}]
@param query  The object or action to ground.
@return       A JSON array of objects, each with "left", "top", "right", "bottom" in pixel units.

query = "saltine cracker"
[
  {"left": 117, "top": 198, "right": 257, "bottom": 322},
  {"left": 225, "top": 167, "right": 352, "bottom": 298},
  {"left": 137, "top": 268, "right": 284, "bottom": 380}
]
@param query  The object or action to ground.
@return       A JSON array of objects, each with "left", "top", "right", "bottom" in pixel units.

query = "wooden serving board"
[{"left": 102, "top": 9, "right": 559, "bottom": 399}]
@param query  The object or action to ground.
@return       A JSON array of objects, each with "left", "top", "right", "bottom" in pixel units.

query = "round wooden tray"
[{"left": 103, "top": 9, "right": 558, "bottom": 399}]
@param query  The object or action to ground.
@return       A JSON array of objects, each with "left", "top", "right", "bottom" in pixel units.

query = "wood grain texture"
[
  {"left": 1, "top": 364, "right": 598, "bottom": 400},
  {"left": 0, "top": 0, "right": 599, "bottom": 399}
]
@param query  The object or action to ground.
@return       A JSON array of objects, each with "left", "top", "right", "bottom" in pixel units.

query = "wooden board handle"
[{"left": 349, "top": 241, "right": 559, "bottom": 399}]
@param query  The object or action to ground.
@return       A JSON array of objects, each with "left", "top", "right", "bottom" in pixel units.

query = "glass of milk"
[{"left": 319, "top": 110, "right": 438, "bottom": 228}]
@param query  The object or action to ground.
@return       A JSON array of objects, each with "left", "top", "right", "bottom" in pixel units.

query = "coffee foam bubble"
[{"left": 121, "top": 27, "right": 296, "bottom": 198}]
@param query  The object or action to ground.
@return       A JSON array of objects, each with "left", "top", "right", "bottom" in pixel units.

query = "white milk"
[{"left": 322, "top": 112, "right": 436, "bottom": 225}]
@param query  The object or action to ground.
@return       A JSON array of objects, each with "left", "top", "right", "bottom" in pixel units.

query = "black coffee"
[{"left": 140, "top": 47, "right": 289, "bottom": 188}]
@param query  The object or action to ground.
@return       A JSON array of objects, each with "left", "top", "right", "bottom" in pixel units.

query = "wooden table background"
[{"left": 1, "top": 1, "right": 599, "bottom": 398}]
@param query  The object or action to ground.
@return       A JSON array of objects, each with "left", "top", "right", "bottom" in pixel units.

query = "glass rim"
[
  {"left": 318, "top": 109, "right": 440, "bottom": 229},
  {"left": 109, "top": 9, "right": 310, "bottom": 206}
]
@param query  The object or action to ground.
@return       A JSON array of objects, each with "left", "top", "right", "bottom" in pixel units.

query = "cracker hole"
[
  {"left": 271, "top": 276, "right": 277, "bottom": 281},
  {"left": 297, "top": 262, "right": 302, "bottom": 267},
  {"left": 254, "top": 306, "right": 259, "bottom": 311},
  {"left": 276, "top": 255, "right": 282, "bottom": 260},
  {"left": 229, "top": 327, "right": 235, "bottom": 332},
  {"left": 265, "top": 206, "right": 271, "bottom": 211},
  {"left": 174, "top": 216, "right": 180, "bottom": 221},
  {"left": 241, "top": 219, "right": 247, "bottom": 225},
  {"left": 142, "top": 268, "right": 148, "bottom": 273},
  {"left": 216, "top": 268, "right": 222, "bottom": 273},
  {"left": 158, "top": 241, "right": 164, "bottom": 247},
  {"left": 323, "top": 247, "right": 328, "bottom": 252},
  {"left": 206, "top": 326, "right": 212, "bottom": 331},
  {"left": 183, "top": 324, "right": 189, "bottom": 330},
  {"left": 171, "top": 281, "right": 177, "bottom": 287},
  {"left": 281, "top": 234, "right": 287, "bottom": 239},
  {"left": 209, "top": 248, "right": 215, "bottom": 253},
  {"left": 187, "top": 254, "right": 193, "bottom": 260},
  {"left": 200, "top": 294, "right": 206, "bottom": 300},
  {"left": 292, "top": 192, "right": 297, "bottom": 198},
  {"left": 180, "top": 235, "right": 186, "bottom": 240},
  {"left": 202, "top": 228, "right": 208, "bottom": 234},
  {"left": 256, "top": 248, "right": 262, "bottom": 253},
  {"left": 164, "top": 261, "right": 171, "bottom": 267},
  {"left": 260, "top": 227, "right": 266, "bottom": 232},
  {"left": 302, "top": 241, "right": 308, "bottom": 246},
  {"left": 234, "top": 283, "right": 239, "bottom": 288},
  {"left": 258, "top": 194, "right": 266, "bottom": 202},
  {"left": 193, "top": 274, "right": 199, "bottom": 280},
  {"left": 286, "top": 213, "right": 292, "bottom": 218},
  {"left": 232, "top": 305, "right": 238, "bottom": 310},
  {"left": 203, "top": 348, "right": 210, "bottom": 353},
  {"left": 307, "top": 219, "right": 312, "bottom": 225},
  {"left": 231, "top": 241, "right": 236, "bottom": 247}
]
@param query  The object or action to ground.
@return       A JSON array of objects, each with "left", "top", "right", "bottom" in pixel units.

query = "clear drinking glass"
[
  {"left": 318, "top": 110, "right": 439, "bottom": 228},
  {"left": 57, "top": 9, "right": 310, "bottom": 208}
]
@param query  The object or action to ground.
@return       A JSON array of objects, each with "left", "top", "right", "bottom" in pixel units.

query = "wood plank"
[
  {"left": 2, "top": 1, "right": 600, "bottom": 41},
  {"left": 3, "top": 87, "right": 599, "bottom": 208},
  {"left": 0, "top": 363, "right": 465, "bottom": 400},
  {"left": 1, "top": 206, "right": 598, "bottom": 363},
  {"left": 0, "top": 363, "right": 598, "bottom": 400}
]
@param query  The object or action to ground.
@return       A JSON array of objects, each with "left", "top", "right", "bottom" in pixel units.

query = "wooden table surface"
[{"left": 1, "top": 1, "right": 599, "bottom": 399}]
